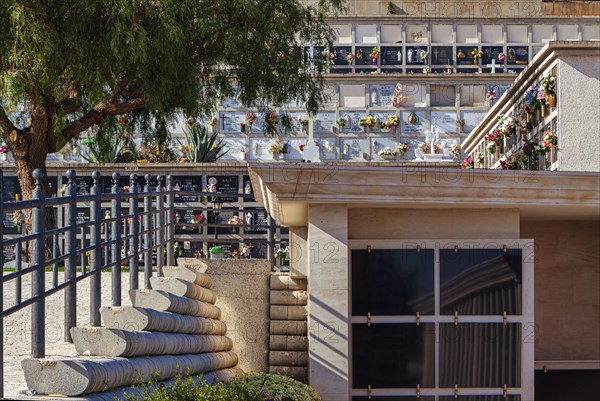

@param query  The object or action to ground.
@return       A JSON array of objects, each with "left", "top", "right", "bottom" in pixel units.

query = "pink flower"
[
  {"left": 498, "top": 53, "right": 506, "bottom": 61},
  {"left": 537, "top": 87, "right": 545, "bottom": 100}
]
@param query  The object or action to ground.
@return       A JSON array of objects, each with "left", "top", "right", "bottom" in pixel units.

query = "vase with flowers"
[{"left": 472, "top": 48, "right": 483, "bottom": 65}]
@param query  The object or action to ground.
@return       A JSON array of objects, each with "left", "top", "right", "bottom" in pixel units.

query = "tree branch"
[
  {"left": 0, "top": 105, "right": 18, "bottom": 137},
  {"left": 56, "top": 98, "right": 82, "bottom": 115},
  {"left": 61, "top": 97, "right": 147, "bottom": 142}
]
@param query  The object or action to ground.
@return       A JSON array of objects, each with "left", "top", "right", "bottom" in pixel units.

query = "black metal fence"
[{"left": 0, "top": 168, "right": 281, "bottom": 398}]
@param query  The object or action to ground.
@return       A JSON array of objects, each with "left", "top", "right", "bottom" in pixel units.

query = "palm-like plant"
[{"left": 179, "top": 123, "right": 228, "bottom": 162}]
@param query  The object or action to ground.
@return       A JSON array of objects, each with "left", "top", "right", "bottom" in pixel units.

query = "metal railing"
[{"left": 0, "top": 168, "right": 280, "bottom": 398}]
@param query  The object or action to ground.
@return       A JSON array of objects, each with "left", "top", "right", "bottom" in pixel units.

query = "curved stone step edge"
[
  {"left": 100, "top": 306, "right": 227, "bottom": 335},
  {"left": 22, "top": 351, "right": 239, "bottom": 396},
  {"left": 269, "top": 350, "right": 308, "bottom": 367},
  {"left": 270, "top": 305, "right": 308, "bottom": 321},
  {"left": 270, "top": 320, "right": 308, "bottom": 336},
  {"left": 269, "top": 335, "right": 308, "bottom": 351},
  {"left": 162, "top": 265, "right": 213, "bottom": 289},
  {"left": 268, "top": 366, "right": 308, "bottom": 382},
  {"left": 130, "top": 289, "right": 221, "bottom": 319},
  {"left": 150, "top": 276, "right": 217, "bottom": 304},
  {"left": 73, "top": 368, "right": 243, "bottom": 401},
  {"left": 71, "top": 327, "right": 234, "bottom": 358}
]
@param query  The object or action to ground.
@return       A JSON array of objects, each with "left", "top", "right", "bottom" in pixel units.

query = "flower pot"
[
  {"left": 414, "top": 148, "right": 424, "bottom": 160},
  {"left": 272, "top": 152, "right": 279, "bottom": 160},
  {"left": 380, "top": 154, "right": 397, "bottom": 161},
  {"left": 0, "top": 153, "right": 6, "bottom": 162},
  {"left": 210, "top": 252, "right": 224, "bottom": 259},
  {"left": 473, "top": 59, "right": 479, "bottom": 65},
  {"left": 546, "top": 93, "right": 556, "bottom": 108},
  {"left": 541, "top": 105, "right": 546, "bottom": 118}
]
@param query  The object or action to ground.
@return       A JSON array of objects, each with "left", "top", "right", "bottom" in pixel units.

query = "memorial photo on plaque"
[
  {"left": 172, "top": 176, "right": 202, "bottom": 202},
  {"left": 456, "top": 48, "right": 474, "bottom": 65},
  {"left": 506, "top": 46, "right": 528, "bottom": 65},
  {"left": 213, "top": 175, "right": 239, "bottom": 202}
]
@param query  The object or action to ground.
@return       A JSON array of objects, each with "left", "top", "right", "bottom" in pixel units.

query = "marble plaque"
[
  {"left": 369, "top": 84, "right": 395, "bottom": 107},
  {"left": 400, "top": 111, "right": 426, "bottom": 133},
  {"left": 370, "top": 137, "right": 398, "bottom": 160},
  {"left": 281, "top": 111, "right": 306, "bottom": 134},
  {"left": 431, "top": 112, "right": 457, "bottom": 133},
  {"left": 461, "top": 111, "right": 488, "bottom": 133},
  {"left": 315, "top": 138, "right": 337, "bottom": 160},
  {"left": 220, "top": 137, "right": 247, "bottom": 161},
  {"left": 219, "top": 112, "right": 246, "bottom": 134},
  {"left": 285, "top": 137, "right": 306, "bottom": 160},
  {"left": 340, "top": 138, "right": 368, "bottom": 161},
  {"left": 249, "top": 138, "right": 277, "bottom": 161},
  {"left": 344, "top": 111, "right": 367, "bottom": 133},
  {"left": 315, "top": 112, "right": 336, "bottom": 133}
]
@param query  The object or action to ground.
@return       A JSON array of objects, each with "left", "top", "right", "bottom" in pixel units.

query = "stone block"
[
  {"left": 270, "top": 305, "right": 308, "bottom": 321},
  {"left": 270, "top": 290, "right": 308, "bottom": 306},
  {"left": 22, "top": 351, "right": 238, "bottom": 396},
  {"left": 270, "top": 274, "right": 307, "bottom": 290},
  {"left": 129, "top": 289, "right": 221, "bottom": 319},
  {"left": 269, "top": 335, "right": 308, "bottom": 351},
  {"left": 100, "top": 306, "right": 226, "bottom": 335},
  {"left": 162, "top": 265, "right": 213, "bottom": 288},
  {"left": 268, "top": 366, "right": 308, "bottom": 382},
  {"left": 71, "top": 327, "right": 233, "bottom": 357},
  {"left": 269, "top": 320, "right": 308, "bottom": 336},
  {"left": 150, "top": 277, "right": 217, "bottom": 304},
  {"left": 269, "top": 351, "right": 308, "bottom": 367}
]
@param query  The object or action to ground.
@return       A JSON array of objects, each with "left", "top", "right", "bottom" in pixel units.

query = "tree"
[{"left": 0, "top": 0, "right": 344, "bottom": 199}]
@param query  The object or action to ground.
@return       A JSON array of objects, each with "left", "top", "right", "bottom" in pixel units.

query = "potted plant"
[
  {"left": 246, "top": 112, "right": 256, "bottom": 134},
  {"left": 336, "top": 116, "right": 348, "bottom": 132},
  {"left": 191, "top": 213, "right": 205, "bottom": 233},
  {"left": 0, "top": 143, "right": 9, "bottom": 162},
  {"left": 539, "top": 73, "right": 557, "bottom": 108},
  {"left": 209, "top": 245, "right": 224, "bottom": 259},
  {"left": 298, "top": 115, "right": 309, "bottom": 133},
  {"left": 228, "top": 214, "right": 242, "bottom": 234},
  {"left": 268, "top": 140, "right": 287, "bottom": 159},
  {"left": 369, "top": 47, "right": 380, "bottom": 66},
  {"left": 275, "top": 246, "right": 288, "bottom": 266}
]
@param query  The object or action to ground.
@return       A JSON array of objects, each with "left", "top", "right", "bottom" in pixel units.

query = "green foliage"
[
  {"left": 178, "top": 123, "right": 227, "bottom": 163},
  {"left": 387, "top": 1, "right": 395, "bottom": 15},
  {"left": 81, "top": 117, "right": 137, "bottom": 164},
  {"left": 228, "top": 373, "right": 321, "bottom": 401},
  {"left": 121, "top": 373, "right": 320, "bottom": 401}
]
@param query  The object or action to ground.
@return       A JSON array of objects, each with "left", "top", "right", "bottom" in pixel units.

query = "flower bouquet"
[
  {"left": 387, "top": 115, "right": 400, "bottom": 129},
  {"left": 451, "top": 143, "right": 460, "bottom": 158},
  {"left": 369, "top": 47, "right": 380, "bottom": 65},
  {"left": 396, "top": 143, "right": 408, "bottom": 155},
  {"left": 264, "top": 111, "right": 279, "bottom": 136},
  {"left": 268, "top": 140, "right": 287, "bottom": 155},
  {"left": 298, "top": 115, "right": 309, "bottom": 131},
  {"left": 378, "top": 147, "right": 398, "bottom": 160},
  {"left": 472, "top": 48, "right": 484, "bottom": 64}
]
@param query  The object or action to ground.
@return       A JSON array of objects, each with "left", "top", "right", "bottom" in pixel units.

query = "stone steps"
[
  {"left": 22, "top": 264, "right": 242, "bottom": 397},
  {"left": 268, "top": 274, "right": 309, "bottom": 382}
]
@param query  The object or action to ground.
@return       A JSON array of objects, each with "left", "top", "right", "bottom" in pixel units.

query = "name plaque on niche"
[
  {"left": 220, "top": 112, "right": 246, "bottom": 133},
  {"left": 381, "top": 47, "right": 403, "bottom": 66},
  {"left": 370, "top": 85, "right": 395, "bottom": 107},
  {"left": 315, "top": 112, "right": 336, "bottom": 133}
]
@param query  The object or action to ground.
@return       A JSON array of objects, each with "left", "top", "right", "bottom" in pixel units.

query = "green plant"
[
  {"left": 210, "top": 246, "right": 223, "bottom": 253},
  {"left": 81, "top": 118, "right": 137, "bottom": 164},
  {"left": 387, "top": 1, "right": 395, "bottom": 15},
  {"left": 178, "top": 123, "right": 227, "bottom": 162},
  {"left": 228, "top": 373, "right": 321, "bottom": 401}
]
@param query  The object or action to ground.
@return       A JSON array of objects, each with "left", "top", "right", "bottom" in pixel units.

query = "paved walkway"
[{"left": 3, "top": 272, "right": 143, "bottom": 398}]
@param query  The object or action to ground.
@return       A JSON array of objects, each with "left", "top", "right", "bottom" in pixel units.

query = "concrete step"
[
  {"left": 130, "top": 289, "right": 221, "bottom": 319},
  {"left": 270, "top": 320, "right": 308, "bottom": 336},
  {"left": 269, "top": 350, "right": 308, "bottom": 367},
  {"left": 270, "top": 274, "right": 307, "bottom": 290},
  {"left": 22, "top": 351, "right": 239, "bottom": 396},
  {"left": 269, "top": 335, "right": 308, "bottom": 351},
  {"left": 268, "top": 366, "right": 308, "bottom": 382},
  {"left": 270, "top": 305, "right": 308, "bottom": 321},
  {"left": 270, "top": 290, "right": 308, "bottom": 306},
  {"left": 101, "top": 306, "right": 227, "bottom": 335},
  {"left": 162, "top": 265, "right": 213, "bottom": 289},
  {"left": 79, "top": 368, "right": 243, "bottom": 400},
  {"left": 150, "top": 277, "right": 217, "bottom": 304},
  {"left": 71, "top": 327, "right": 233, "bottom": 357}
]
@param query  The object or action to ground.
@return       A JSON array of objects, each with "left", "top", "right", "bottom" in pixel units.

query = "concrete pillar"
[
  {"left": 307, "top": 204, "right": 349, "bottom": 401},
  {"left": 289, "top": 226, "right": 309, "bottom": 277},
  {"left": 100, "top": 306, "right": 226, "bottom": 335}
]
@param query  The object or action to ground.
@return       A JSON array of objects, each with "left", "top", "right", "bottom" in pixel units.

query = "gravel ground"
[{"left": 2, "top": 272, "right": 144, "bottom": 398}]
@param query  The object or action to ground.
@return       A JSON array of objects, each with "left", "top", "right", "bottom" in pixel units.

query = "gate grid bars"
[{"left": 0, "top": 168, "right": 278, "bottom": 398}]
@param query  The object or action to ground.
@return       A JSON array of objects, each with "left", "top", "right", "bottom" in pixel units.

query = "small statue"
[
  {"left": 326, "top": 141, "right": 334, "bottom": 154},
  {"left": 371, "top": 89, "right": 378, "bottom": 105},
  {"left": 407, "top": 48, "right": 414, "bottom": 64},
  {"left": 244, "top": 181, "right": 252, "bottom": 194},
  {"left": 397, "top": 50, "right": 402, "bottom": 62},
  {"left": 252, "top": 142, "right": 259, "bottom": 155}
]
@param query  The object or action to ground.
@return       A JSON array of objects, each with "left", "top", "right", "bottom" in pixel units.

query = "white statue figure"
[
  {"left": 371, "top": 89, "right": 378, "bottom": 105},
  {"left": 397, "top": 50, "right": 402, "bottom": 62},
  {"left": 407, "top": 48, "right": 414, "bottom": 64},
  {"left": 425, "top": 126, "right": 440, "bottom": 154},
  {"left": 326, "top": 141, "right": 334, "bottom": 154},
  {"left": 244, "top": 181, "right": 252, "bottom": 194},
  {"left": 252, "top": 142, "right": 259, "bottom": 155},
  {"left": 245, "top": 212, "right": 253, "bottom": 226},
  {"left": 343, "top": 142, "right": 350, "bottom": 156}
]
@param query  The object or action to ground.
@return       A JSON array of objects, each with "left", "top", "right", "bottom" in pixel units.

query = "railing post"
[
  {"left": 129, "top": 174, "right": 140, "bottom": 290},
  {"left": 31, "top": 169, "right": 46, "bottom": 358},
  {"left": 166, "top": 175, "right": 175, "bottom": 266},
  {"left": 156, "top": 176, "right": 165, "bottom": 273},
  {"left": 0, "top": 169, "right": 4, "bottom": 398},
  {"left": 143, "top": 174, "right": 153, "bottom": 289},
  {"left": 267, "top": 214, "right": 275, "bottom": 271},
  {"left": 110, "top": 172, "right": 122, "bottom": 306},
  {"left": 64, "top": 170, "right": 78, "bottom": 342},
  {"left": 89, "top": 171, "right": 102, "bottom": 326}
]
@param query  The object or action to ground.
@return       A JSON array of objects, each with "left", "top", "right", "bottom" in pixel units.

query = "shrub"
[
  {"left": 121, "top": 373, "right": 320, "bottom": 401},
  {"left": 227, "top": 373, "right": 321, "bottom": 401}
]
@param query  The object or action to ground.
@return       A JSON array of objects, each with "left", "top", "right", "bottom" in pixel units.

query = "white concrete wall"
[{"left": 558, "top": 55, "right": 600, "bottom": 172}]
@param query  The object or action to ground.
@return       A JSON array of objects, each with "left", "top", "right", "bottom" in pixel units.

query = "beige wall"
[
  {"left": 558, "top": 55, "right": 600, "bottom": 172},
  {"left": 317, "top": 1, "right": 599, "bottom": 18},
  {"left": 195, "top": 259, "right": 272, "bottom": 373},
  {"left": 349, "top": 208, "right": 520, "bottom": 239},
  {"left": 521, "top": 220, "right": 600, "bottom": 361}
]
